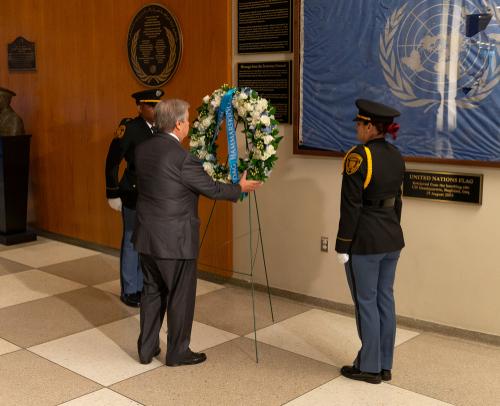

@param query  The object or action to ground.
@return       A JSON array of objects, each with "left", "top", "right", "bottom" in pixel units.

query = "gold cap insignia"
[
  {"left": 116, "top": 124, "right": 126, "bottom": 138},
  {"left": 345, "top": 153, "right": 363, "bottom": 175}
]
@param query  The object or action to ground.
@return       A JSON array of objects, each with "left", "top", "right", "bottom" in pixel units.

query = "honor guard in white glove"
[
  {"left": 336, "top": 253, "right": 349, "bottom": 264},
  {"left": 107, "top": 198, "right": 122, "bottom": 212}
]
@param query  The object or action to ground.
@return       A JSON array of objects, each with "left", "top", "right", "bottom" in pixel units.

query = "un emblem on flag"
[{"left": 380, "top": 0, "right": 500, "bottom": 112}]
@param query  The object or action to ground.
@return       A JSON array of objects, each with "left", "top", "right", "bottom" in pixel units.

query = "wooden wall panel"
[{"left": 0, "top": 0, "right": 233, "bottom": 275}]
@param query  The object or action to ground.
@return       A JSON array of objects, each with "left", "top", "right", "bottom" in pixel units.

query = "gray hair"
[{"left": 154, "top": 99, "right": 190, "bottom": 133}]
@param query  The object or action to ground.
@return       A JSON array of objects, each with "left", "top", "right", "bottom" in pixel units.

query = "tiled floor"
[{"left": 1, "top": 238, "right": 499, "bottom": 405}]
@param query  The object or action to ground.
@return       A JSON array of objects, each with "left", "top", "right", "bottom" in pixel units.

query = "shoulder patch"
[
  {"left": 345, "top": 153, "right": 363, "bottom": 175},
  {"left": 115, "top": 124, "right": 126, "bottom": 138}
]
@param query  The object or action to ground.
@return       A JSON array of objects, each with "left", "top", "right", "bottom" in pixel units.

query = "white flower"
[
  {"left": 211, "top": 96, "right": 221, "bottom": 108},
  {"left": 203, "top": 95, "right": 210, "bottom": 104},
  {"left": 189, "top": 139, "right": 199, "bottom": 148},
  {"left": 263, "top": 135, "right": 274, "bottom": 145},
  {"left": 260, "top": 115, "right": 271, "bottom": 127},
  {"left": 203, "top": 162, "right": 214, "bottom": 176},
  {"left": 239, "top": 92, "right": 248, "bottom": 100},
  {"left": 193, "top": 121, "right": 199, "bottom": 129},
  {"left": 202, "top": 117, "right": 211, "bottom": 128},
  {"left": 254, "top": 130, "right": 264, "bottom": 139},
  {"left": 206, "top": 154, "right": 215, "bottom": 161},
  {"left": 244, "top": 102, "right": 254, "bottom": 113},
  {"left": 237, "top": 107, "right": 246, "bottom": 117},
  {"left": 266, "top": 145, "right": 276, "bottom": 156},
  {"left": 199, "top": 150, "right": 207, "bottom": 159}
]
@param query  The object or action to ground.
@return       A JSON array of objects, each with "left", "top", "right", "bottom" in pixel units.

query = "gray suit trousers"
[{"left": 137, "top": 254, "right": 197, "bottom": 363}]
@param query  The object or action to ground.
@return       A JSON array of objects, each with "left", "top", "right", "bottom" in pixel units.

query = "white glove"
[
  {"left": 108, "top": 198, "right": 122, "bottom": 212},
  {"left": 336, "top": 253, "right": 349, "bottom": 264}
]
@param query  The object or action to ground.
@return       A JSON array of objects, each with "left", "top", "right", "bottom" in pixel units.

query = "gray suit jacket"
[{"left": 132, "top": 132, "right": 241, "bottom": 259}]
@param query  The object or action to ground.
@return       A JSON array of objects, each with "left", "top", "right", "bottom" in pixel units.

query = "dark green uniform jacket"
[
  {"left": 105, "top": 116, "right": 153, "bottom": 209},
  {"left": 335, "top": 138, "right": 405, "bottom": 254}
]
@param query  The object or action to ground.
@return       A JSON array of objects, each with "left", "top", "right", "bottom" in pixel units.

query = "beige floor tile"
[
  {"left": 196, "top": 279, "right": 225, "bottom": 296},
  {"left": 132, "top": 313, "right": 239, "bottom": 354},
  {"left": 39, "top": 254, "right": 120, "bottom": 286},
  {"left": 94, "top": 279, "right": 121, "bottom": 296},
  {"left": 0, "top": 240, "right": 98, "bottom": 268},
  {"left": 0, "top": 287, "right": 138, "bottom": 347},
  {"left": 29, "top": 319, "right": 163, "bottom": 386},
  {"left": 0, "top": 350, "right": 100, "bottom": 406},
  {"left": 245, "top": 309, "right": 420, "bottom": 367},
  {"left": 189, "top": 321, "right": 239, "bottom": 351},
  {"left": 0, "top": 338, "right": 20, "bottom": 355},
  {"left": 61, "top": 389, "right": 143, "bottom": 405},
  {"left": 285, "top": 376, "right": 453, "bottom": 406},
  {"left": 194, "top": 285, "right": 311, "bottom": 335},
  {"left": 0, "top": 270, "right": 85, "bottom": 309},
  {"left": 391, "top": 333, "right": 500, "bottom": 406},
  {"left": 0, "top": 257, "right": 31, "bottom": 276},
  {"left": 111, "top": 337, "right": 338, "bottom": 406},
  {"left": 94, "top": 278, "right": 226, "bottom": 298}
]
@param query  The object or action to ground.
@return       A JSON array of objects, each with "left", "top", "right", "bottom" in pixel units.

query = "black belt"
[{"left": 363, "top": 197, "right": 396, "bottom": 208}]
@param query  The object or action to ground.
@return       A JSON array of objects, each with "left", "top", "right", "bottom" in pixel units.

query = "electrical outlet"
[{"left": 321, "top": 236, "right": 329, "bottom": 252}]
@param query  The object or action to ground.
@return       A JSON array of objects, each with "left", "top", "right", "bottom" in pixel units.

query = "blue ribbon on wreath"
[{"left": 212, "top": 88, "right": 240, "bottom": 184}]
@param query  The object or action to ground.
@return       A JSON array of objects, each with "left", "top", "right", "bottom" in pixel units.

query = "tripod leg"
[
  {"left": 199, "top": 200, "right": 217, "bottom": 250},
  {"left": 253, "top": 191, "right": 275, "bottom": 323},
  {"left": 249, "top": 193, "right": 259, "bottom": 363}
]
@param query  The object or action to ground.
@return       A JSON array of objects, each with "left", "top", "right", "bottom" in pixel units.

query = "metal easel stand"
[{"left": 199, "top": 190, "right": 274, "bottom": 363}]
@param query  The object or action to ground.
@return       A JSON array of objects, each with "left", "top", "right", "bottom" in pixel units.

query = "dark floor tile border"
[{"left": 35, "top": 229, "right": 500, "bottom": 347}]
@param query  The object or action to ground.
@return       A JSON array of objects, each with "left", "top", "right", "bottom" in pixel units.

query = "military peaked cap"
[
  {"left": 131, "top": 89, "right": 164, "bottom": 105},
  {"left": 0, "top": 87, "right": 16, "bottom": 97},
  {"left": 354, "top": 99, "right": 400, "bottom": 124}
]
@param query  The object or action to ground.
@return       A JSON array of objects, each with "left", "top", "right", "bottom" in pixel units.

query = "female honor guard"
[{"left": 335, "top": 99, "right": 405, "bottom": 384}]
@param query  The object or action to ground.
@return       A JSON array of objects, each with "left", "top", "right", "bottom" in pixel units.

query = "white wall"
[{"left": 231, "top": 0, "right": 500, "bottom": 337}]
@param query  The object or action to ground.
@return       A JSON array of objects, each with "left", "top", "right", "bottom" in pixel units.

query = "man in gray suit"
[{"left": 133, "top": 98, "right": 262, "bottom": 366}]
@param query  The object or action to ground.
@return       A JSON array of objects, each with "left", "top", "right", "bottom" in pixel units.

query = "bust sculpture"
[{"left": 0, "top": 87, "right": 25, "bottom": 136}]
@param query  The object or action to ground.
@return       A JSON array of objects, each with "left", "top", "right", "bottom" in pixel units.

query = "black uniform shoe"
[
  {"left": 139, "top": 347, "right": 161, "bottom": 365},
  {"left": 166, "top": 349, "right": 207, "bottom": 367},
  {"left": 120, "top": 293, "right": 140, "bottom": 308},
  {"left": 341, "top": 365, "right": 382, "bottom": 384},
  {"left": 381, "top": 369, "right": 392, "bottom": 381}
]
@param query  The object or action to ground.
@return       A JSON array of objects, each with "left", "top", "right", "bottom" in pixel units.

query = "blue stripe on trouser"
[
  {"left": 344, "top": 250, "right": 400, "bottom": 373},
  {"left": 120, "top": 206, "right": 143, "bottom": 294}
]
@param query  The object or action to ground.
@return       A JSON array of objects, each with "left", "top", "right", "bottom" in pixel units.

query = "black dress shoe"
[
  {"left": 120, "top": 293, "right": 140, "bottom": 308},
  {"left": 341, "top": 365, "right": 382, "bottom": 384},
  {"left": 381, "top": 369, "right": 392, "bottom": 381},
  {"left": 139, "top": 347, "right": 161, "bottom": 365},
  {"left": 166, "top": 349, "right": 207, "bottom": 367}
]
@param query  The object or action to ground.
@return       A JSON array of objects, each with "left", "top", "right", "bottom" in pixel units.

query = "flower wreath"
[{"left": 189, "top": 84, "right": 282, "bottom": 184}]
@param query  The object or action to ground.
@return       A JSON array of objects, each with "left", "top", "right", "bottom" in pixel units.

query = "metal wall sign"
[
  {"left": 8, "top": 37, "right": 36, "bottom": 71},
  {"left": 127, "top": 4, "right": 182, "bottom": 87},
  {"left": 403, "top": 170, "right": 483, "bottom": 205},
  {"left": 237, "top": 61, "right": 292, "bottom": 123},
  {"left": 238, "top": 0, "right": 292, "bottom": 53}
]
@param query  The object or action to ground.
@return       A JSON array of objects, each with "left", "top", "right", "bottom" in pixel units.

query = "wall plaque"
[
  {"left": 403, "top": 170, "right": 483, "bottom": 205},
  {"left": 127, "top": 4, "right": 182, "bottom": 87},
  {"left": 238, "top": 0, "right": 292, "bottom": 53},
  {"left": 237, "top": 61, "right": 292, "bottom": 123},
  {"left": 8, "top": 37, "right": 36, "bottom": 71}
]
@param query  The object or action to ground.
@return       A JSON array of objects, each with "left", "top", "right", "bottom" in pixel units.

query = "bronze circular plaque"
[{"left": 127, "top": 4, "right": 182, "bottom": 87}]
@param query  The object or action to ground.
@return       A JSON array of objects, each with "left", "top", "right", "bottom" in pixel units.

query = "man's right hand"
[
  {"left": 239, "top": 171, "right": 263, "bottom": 193},
  {"left": 108, "top": 198, "right": 122, "bottom": 212}
]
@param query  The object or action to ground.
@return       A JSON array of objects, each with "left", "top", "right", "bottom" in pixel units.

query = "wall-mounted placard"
[
  {"left": 237, "top": 61, "right": 292, "bottom": 123},
  {"left": 403, "top": 170, "right": 483, "bottom": 204},
  {"left": 238, "top": 0, "right": 292, "bottom": 53}
]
